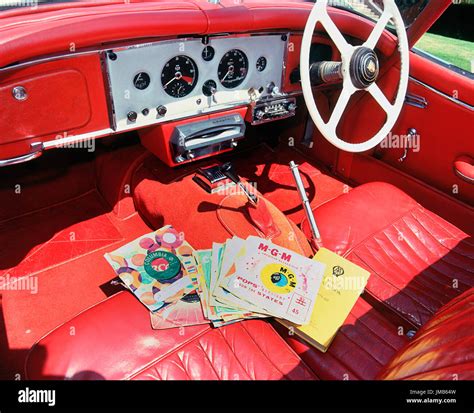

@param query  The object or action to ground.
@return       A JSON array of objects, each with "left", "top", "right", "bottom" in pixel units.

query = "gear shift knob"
[
  {"left": 221, "top": 162, "right": 240, "bottom": 184},
  {"left": 220, "top": 162, "right": 258, "bottom": 205}
]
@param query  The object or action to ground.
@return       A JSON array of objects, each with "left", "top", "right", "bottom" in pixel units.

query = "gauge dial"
[
  {"left": 256, "top": 56, "right": 267, "bottom": 72},
  {"left": 218, "top": 49, "right": 249, "bottom": 89},
  {"left": 202, "top": 79, "right": 217, "bottom": 97},
  {"left": 133, "top": 72, "right": 151, "bottom": 90},
  {"left": 161, "top": 55, "right": 198, "bottom": 98},
  {"left": 202, "top": 46, "right": 215, "bottom": 62}
]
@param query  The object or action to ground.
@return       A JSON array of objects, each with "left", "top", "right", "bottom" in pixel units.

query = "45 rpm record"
[
  {"left": 144, "top": 250, "right": 181, "bottom": 281},
  {"left": 260, "top": 263, "right": 297, "bottom": 294}
]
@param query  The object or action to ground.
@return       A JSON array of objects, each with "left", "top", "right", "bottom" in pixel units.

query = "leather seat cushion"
[
  {"left": 378, "top": 288, "right": 474, "bottom": 380},
  {"left": 274, "top": 297, "right": 408, "bottom": 380},
  {"left": 301, "top": 182, "right": 474, "bottom": 328},
  {"left": 25, "top": 291, "right": 316, "bottom": 380}
]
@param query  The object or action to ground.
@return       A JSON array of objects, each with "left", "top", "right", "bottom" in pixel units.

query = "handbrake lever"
[{"left": 221, "top": 162, "right": 258, "bottom": 205}]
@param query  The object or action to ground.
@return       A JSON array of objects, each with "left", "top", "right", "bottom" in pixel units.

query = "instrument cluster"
[{"left": 105, "top": 34, "right": 288, "bottom": 131}]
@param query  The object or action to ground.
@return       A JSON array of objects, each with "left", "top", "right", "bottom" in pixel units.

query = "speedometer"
[
  {"left": 161, "top": 55, "right": 198, "bottom": 98},
  {"left": 218, "top": 49, "right": 248, "bottom": 89}
]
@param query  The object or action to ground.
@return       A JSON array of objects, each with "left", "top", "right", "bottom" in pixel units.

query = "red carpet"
[
  {"left": 0, "top": 142, "right": 348, "bottom": 379},
  {"left": 0, "top": 196, "right": 150, "bottom": 379}
]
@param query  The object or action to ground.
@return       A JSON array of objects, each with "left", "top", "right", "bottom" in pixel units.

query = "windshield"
[
  {"left": 326, "top": 0, "right": 429, "bottom": 28},
  {"left": 0, "top": 0, "right": 429, "bottom": 25}
]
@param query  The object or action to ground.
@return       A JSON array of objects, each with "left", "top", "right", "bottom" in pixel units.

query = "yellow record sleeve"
[{"left": 278, "top": 248, "right": 370, "bottom": 352}]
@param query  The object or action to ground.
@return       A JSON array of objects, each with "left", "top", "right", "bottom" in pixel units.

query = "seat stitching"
[
  {"left": 175, "top": 352, "right": 192, "bottom": 380},
  {"left": 346, "top": 312, "right": 402, "bottom": 352},
  {"left": 341, "top": 205, "right": 422, "bottom": 257},
  {"left": 196, "top": 339, "right": 223, "bottom": 380},
  {"left": 391, "top": 219, "right": 462, "bottom": 300},
  {"left": 215, "top": 328, "right": 253, "bottom": 380},
  {"left": 410, "top": 210, "right": 474, "bottom": 271},
  {"left": 383, "top": 336, "right": 474, "bottom": 376},
  {"left": 337, "top": 328, "right": 385, "bottom": 368},
  {"left": 370, "top": 233, "right": 447, "bottom": 308},
  {"left": 386, "top": 360, "right": 474, "bottom": 380},
  {"left": 351, "top": 249, "right": 428, "bottom": 326},
  {"left": 236, "top": 322, "right": 290, "bottom": 379},
  {"left": 414, "top": 208, "right": 468, "bottom": 247},
  {"left": 309, "top": 345, "right": 362, "bottom": 380},
  {"left": 126, "top": 326, "right": 212, "bottom": 380}
]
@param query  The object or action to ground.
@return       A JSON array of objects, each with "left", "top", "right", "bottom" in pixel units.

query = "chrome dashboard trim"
[
  {"left": 409, "top": 76, "right": 474, "bottom": 111},
  {"left": 104, "top": 33, "right": 288, "bottom": 132}
]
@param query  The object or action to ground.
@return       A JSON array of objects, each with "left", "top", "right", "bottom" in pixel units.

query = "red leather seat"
[
  {"left": 25, "top": 291, "right": 316, "bottom": 380},
  {"left": 378, "top": 288, "right": 474, "bottom": 380},
  {"left": 25, "top": 288, "right": 474, "bottom": 381},
  {"left": 302, "top": 182, "right": 474, "bottom": 328},
  {"left": 274, "top": 297, "right": 408, "bottom": 380}
]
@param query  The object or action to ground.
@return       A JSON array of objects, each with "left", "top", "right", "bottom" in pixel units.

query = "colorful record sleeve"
[{"left": 105, "top": 225, "right": 198, "bottom": 313}]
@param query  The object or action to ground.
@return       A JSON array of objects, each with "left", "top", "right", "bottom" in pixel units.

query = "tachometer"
[
  {"left": 218, "top": 49, "right": 248, "bottom": 89},
  {"left": 161, "top": 55, "right": 198, "bottom": 98}
]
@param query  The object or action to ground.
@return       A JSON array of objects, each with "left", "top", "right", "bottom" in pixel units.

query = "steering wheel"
[{"left": 300, "top": 0, "right": 409, "bottom": 153}]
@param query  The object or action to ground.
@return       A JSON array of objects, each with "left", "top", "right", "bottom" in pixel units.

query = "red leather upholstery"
[
  {"left": 301, "top": 182, "right": 474, "bottom": 328},
  {"left": 275, "top": 298, "right": 408, "bottom": 380},
  {"left": 378, "top": 288, "right": 474, "bottom": 380},
  {"left": 25, "top": 291, "right": 316, "bottom": 380}
]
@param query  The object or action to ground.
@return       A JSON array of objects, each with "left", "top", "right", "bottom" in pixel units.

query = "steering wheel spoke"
[
  {"left": 327, "top": 84, "right": 355, "bottom": 132},
  {"left": 368, "top": 83, "right": 393, "bottom": 114},
  {"left": 319, "top": 9, "right": 353, "bottom": 59},
  {"left": 363, "top": 9, "right": 393, "bottom": 51}
]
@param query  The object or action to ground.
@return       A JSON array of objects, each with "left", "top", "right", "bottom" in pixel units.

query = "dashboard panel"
[{"left": 105, "top": 34, "right": 288, "bottom": 131}]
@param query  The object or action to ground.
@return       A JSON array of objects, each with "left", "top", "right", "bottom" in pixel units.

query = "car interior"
[{"left": 0, "top": 0, "right": 473, "bottom": 381}]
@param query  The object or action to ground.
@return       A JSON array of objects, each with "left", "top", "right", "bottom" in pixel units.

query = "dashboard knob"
[
  {"left": 156, "top": 105, "right": 168, "bottom": 117},
  {"left": 127, "top": 111, "right": 138, "bottom": 122}
]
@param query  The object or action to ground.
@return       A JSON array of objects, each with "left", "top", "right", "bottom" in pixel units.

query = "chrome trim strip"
[
  {"left": 409, "top": 76, "right": 474, "bottom": 111},
  {"left": 42, "top": 129, "right": 114, "bottom": 149},
  {"left": 0, "top": 142, "right": 43, "bottom": 166}
]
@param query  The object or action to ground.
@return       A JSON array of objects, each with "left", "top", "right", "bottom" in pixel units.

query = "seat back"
[{"left": 378, "top": 288, "right": 474, "bottom": 380}]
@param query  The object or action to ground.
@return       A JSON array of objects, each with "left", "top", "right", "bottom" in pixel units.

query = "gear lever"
[{"left": 221, "top": 162, "right": 258, "bottom": 205}]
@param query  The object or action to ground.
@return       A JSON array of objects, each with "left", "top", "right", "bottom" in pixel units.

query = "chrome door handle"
[
  {"left": 405, "top": 93, "right": 428, "bottom": 109},
  {"left": 0, "top": 142, "right": 44, "bottom": 167}
]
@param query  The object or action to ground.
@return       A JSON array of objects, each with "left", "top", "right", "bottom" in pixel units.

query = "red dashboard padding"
[
  {"left": 0, "top": 70, "right": 90, "bottom": 144},
  {"left": 378, "top": 288, "right": 474, "bottom": 380},
  {"left": 301, "top": 182, "right": 474, "bottom": 328},
  {"left": 0, "top": 54, "right": 109, "bottom": 160},
  {"left": 0, "top": 1, "right": 398, "bottom": 69},
  {"left": 25, "top": 291, "right": 316, "bottom": 380}
]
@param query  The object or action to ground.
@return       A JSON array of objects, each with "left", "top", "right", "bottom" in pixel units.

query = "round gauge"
[
  {"left": 161, "top": 55, "right": 199, "bottom": 98},
  {"left": 202, "top": 45, "right": 215, "bottom": 62},
  {"left": 133, "top": 72, "right": 151, "bottom": 90},
  {"left": 256, "top": 56, "right": 267, "bottom": 72},
  {"left": 218, "top": 49, "right": 249, "bottom": 89},
  {"left": 202, "top": 79, "right": 217, "bottom": 97}
]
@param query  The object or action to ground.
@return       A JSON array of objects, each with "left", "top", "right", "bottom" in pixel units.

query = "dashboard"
[
  {"left": 106, "top": 34, "right": 288, "bottom": 131},
  {"left": 0, "top": 29, "right": 334, "bottom": 166}
]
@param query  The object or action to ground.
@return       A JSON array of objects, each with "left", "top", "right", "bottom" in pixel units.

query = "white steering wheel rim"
[{"left": 300, "top": 0, "right": 410, "bottom": 153}]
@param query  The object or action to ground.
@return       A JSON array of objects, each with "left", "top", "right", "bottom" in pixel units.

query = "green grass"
[{"left": 415, "top": 32, "right": 474, "bottom": 73}]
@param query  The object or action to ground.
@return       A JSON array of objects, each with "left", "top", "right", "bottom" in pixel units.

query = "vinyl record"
[
  {"left": 144, "top": 250, "right": 181, "bottom": 281},
  {"left": 260, "top": 263, "right": 297, "bottom": 294}
]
